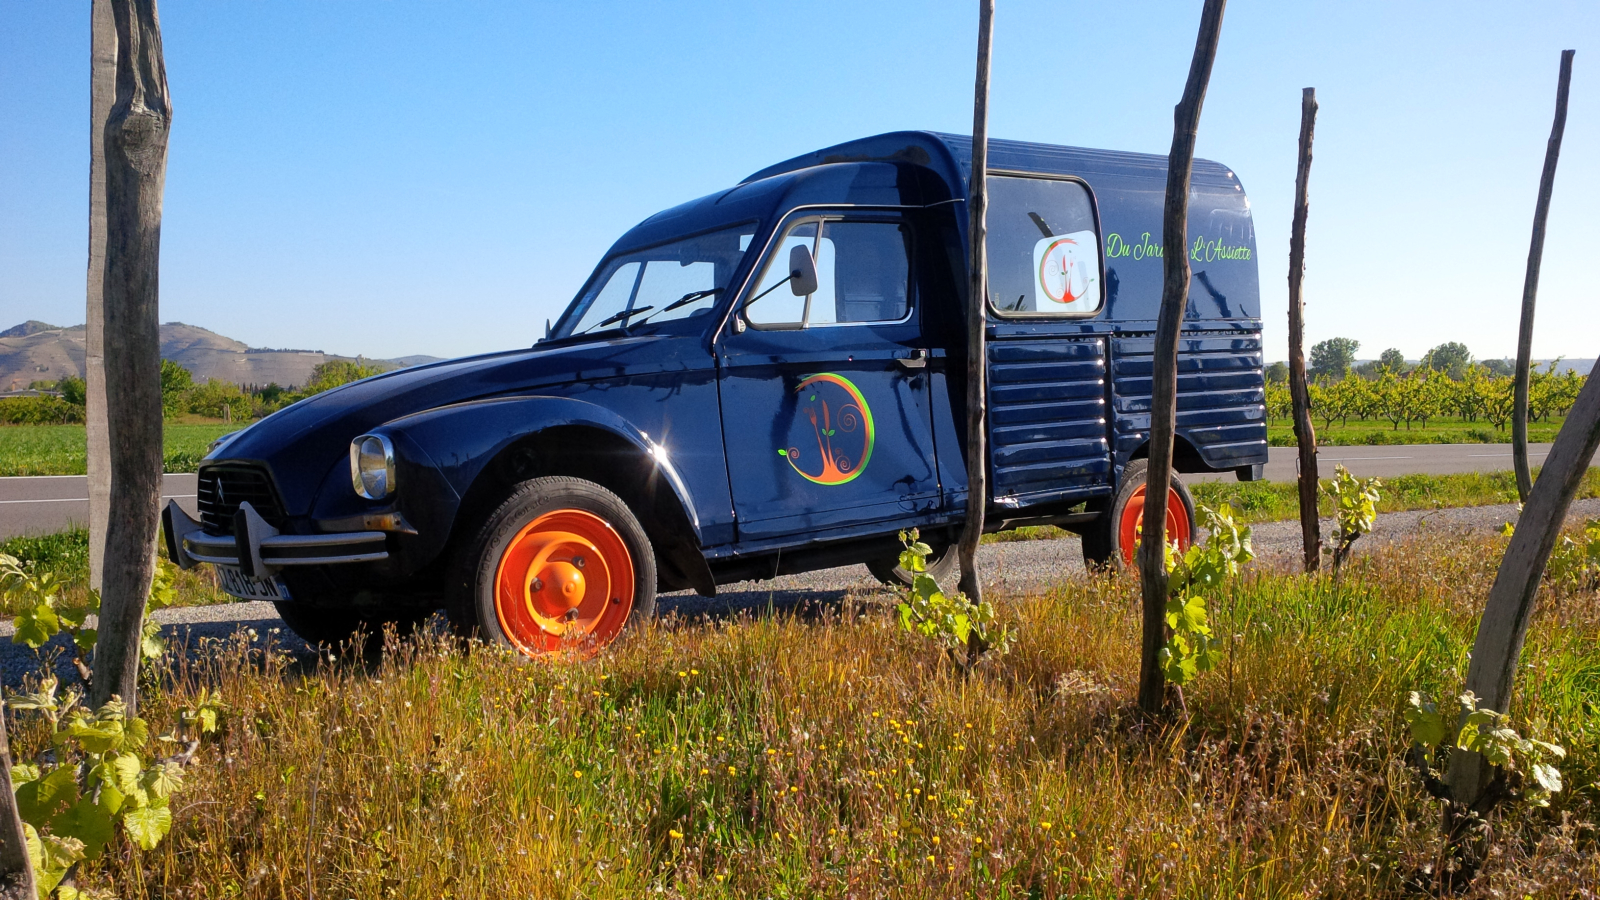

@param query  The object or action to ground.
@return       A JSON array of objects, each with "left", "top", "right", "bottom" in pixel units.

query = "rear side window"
[
  {"left": 986, "top": 175, "right": 1103, "bottom": 317},
  {"left": 745, "top": 217, "right": 912, "bottom": 328}
]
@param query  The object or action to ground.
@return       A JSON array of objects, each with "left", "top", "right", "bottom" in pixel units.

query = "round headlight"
[{"left": 350, "top": 434, "right": 396, "bottom": 500}]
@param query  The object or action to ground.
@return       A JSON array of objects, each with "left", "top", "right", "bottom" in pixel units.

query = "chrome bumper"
[{"left": 163, "top": 499, "right": 388, "bottom": 577}]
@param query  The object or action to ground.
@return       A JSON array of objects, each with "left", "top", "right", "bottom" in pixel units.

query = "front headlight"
[{"left": 350, "top": 434, "right": 396, "bottom": 500}]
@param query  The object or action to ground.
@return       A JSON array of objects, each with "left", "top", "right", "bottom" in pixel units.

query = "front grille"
[{"left": 196, "top": 464, "right": 286, "bottom": 536}]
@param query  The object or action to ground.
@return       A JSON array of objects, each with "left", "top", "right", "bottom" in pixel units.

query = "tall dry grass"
[{"left": 8, "top": 528, "right": 1597, "bottom": 898}]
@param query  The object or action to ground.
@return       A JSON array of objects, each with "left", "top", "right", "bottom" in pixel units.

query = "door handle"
[{"left": 896, "top": 349, "right": 929, "bottom": 370}]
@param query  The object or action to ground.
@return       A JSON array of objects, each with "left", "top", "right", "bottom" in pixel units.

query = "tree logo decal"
[
  {"left": 1033, "top": 230, "right": 1101, "bottom": 311},
  {"left": 778, "top": 373, "right": 875, "bottom": 485}
]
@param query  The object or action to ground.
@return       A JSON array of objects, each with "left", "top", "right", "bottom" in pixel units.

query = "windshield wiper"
[
  {"left": 628, "top": 288, "right": 722, "bottom": 327},
  {"left": 576, "top": 304, "right": 655, "bottom": 336}
]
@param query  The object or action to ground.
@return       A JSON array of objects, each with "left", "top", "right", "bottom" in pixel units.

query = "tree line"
[
  {"left": 0, "top": 359, "right": 385, "bottom": 425},
  {"left": 1264, "top": 339, "right": 1586, "bottom": 431}
]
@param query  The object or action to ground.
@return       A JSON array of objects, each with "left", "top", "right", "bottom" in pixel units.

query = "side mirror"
[{"left": 789, "top": 244, "right": 819, "bottom": 297}]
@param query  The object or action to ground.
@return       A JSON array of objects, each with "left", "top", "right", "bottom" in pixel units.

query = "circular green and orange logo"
[{"left": 777, "top": 373, "right": 875, "bottom": 485}]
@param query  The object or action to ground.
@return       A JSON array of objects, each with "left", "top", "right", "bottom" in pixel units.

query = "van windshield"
[{"left": 561, "top": 225, "right": 756, "bottom": 338}]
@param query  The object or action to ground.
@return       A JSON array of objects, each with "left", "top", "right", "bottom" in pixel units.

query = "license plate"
[{"left": 215, "top": 564, "right": 292, "bottom": 603}]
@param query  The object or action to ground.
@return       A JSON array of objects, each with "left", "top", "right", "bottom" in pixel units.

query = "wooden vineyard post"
[
  {"left": 956, "top": 0, "right": 995, "bottom": 608},
  {"left": 1287, "top": 87, "right": 1320, "bottom": 572},
  {"left": 1138, "top": 0, "right": 1227, "bottom": 716},
  {"left": 87, "top": 0, "right": 116, "bottom": 593},
  {"left": 1513, "top": 50, "right": 1574, "bottom": 502},
  {"left": 92, "top": 0, "right": 172, "bottom": 712},
  {"left": 1450, "top": 354, "right": 1600, "bottom": 812}
]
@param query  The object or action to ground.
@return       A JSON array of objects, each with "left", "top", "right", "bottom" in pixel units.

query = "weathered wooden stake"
[
  {"left": 92, "top": 0, "right": 172, "bottom": 712},
  {"left": 956, "top": 0, "right": 995, "bottom": 606},
  {"left": 87, "top": 0, "right": 116, "bottom": 593},
  {"left": 1513, "top": 50, "right": 1574, "bottom": 502},
  {"left": 0, "top": 702, "right": 36, "bottom": 899},
  {"left": 1287, "top": 87, "right": 1321, "bottom": 572},
  {"left": 1450, "top": 355, "right": 1600, "bottom": 811},
  {"left": 1138, "top": 0, "right": 1227, "bottom": 715}
]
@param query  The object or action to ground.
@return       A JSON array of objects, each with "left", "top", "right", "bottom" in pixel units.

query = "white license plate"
[{"left": 215, "top": 564, "right": 292, "bottom": 603}]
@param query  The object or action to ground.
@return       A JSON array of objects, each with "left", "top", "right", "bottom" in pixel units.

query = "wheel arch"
[{"left": 380, "top": 396, "right": 714, "bottom": 597}]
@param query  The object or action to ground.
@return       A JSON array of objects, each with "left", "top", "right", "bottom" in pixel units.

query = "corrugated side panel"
[
  {"left": 987, "top": 337, "right": 1111, "bottom": 501},
  {"left": 1110, "top": 333, "right": 1268, "bottom": 468}
]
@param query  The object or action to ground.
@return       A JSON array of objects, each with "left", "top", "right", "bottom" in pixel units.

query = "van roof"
[{"left": 743, "top": 130, "right": 1242, "bottom": 195}]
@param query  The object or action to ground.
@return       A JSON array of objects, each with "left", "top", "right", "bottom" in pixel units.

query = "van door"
[{"left": 716, "top": 213, "right": 941, "bottom": 542}]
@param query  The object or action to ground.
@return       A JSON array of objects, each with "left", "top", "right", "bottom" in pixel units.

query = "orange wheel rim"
[
  {"left": 493, "top": 509, "right": 635, "bottom": 657},
  {"left": 1118, "top": 484, "right": 1193, "bottom": 567}
]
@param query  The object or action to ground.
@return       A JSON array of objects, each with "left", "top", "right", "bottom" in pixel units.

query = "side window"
[
  {"left": 744, "top": 218, "right": 911, "bottom": 328},
  {"left": 987, "top": 176, "right": 1103, "bottom": 316}
]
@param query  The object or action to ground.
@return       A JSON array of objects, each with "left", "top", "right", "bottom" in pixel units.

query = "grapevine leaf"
[
  {"left": 16, "top": 764, "right": 80, "bottom": 825},
  {"left": 122, "top": 804, "right": 173, "bottom": 850},
  {"left": 1531, "top": 762, "right": 1563, "bottom": 794},
  {"left": 141, "top": 761, "right": 185, "bottom": 801},
  {"left": 74, "top": 627, "right": 99, "bottom": 654},
  {"left": 1404, "top": 692, "right": 1447, "bottom": 749},
  {"left": 12, "top": 601, "right": 61, "bottom": 649},
  {"left": 54, "top": 797, "right": 116, "bottom": 859}
]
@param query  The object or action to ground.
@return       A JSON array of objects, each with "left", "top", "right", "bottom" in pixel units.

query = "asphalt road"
[
  {"left": 0, "top": 444, "right": 1557, "bottom": 539},
  {"left": 4, "top": 496, "right": 1597, "bottom": 689},
  {"left": 0, "top": 473, "right": 198, "bottom": 539},
  {"left": 1186, "top": 442, "right": 1552, "bottom": 483}
]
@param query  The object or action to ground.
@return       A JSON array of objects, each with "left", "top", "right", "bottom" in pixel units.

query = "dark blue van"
[{"left": 163, "top": 131, "right": 1267, "bottom": 655}]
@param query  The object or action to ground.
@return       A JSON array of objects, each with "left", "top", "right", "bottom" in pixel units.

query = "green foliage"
[
  {"left": 184, "top": 379, "right": 250, "bottom": 421},
  {"left": 1309, "top": 337, "right": 1360, "bottom": 381},
  {"left": 1264, "top": 361, "right": 1288, "bottom": 384},
  {"left": 2, "top": 549, "right": 176, "bottom": 665},
  {"left": 159, "top": 360, "right": 195, "bottom": 420},
  {"left": 1325, "top": 464, "right": 1381, "bottom": 573},
  {"left": 0, "top": 396, "right": 85, "bottom": 426},
  {"left": 894, "top": 529, "right": 1014, "bottom": 669},
  {"left": 55, "top": 377, "right": 86, "bottom": 407},
  {"left": 7, "top": 677, "right": 221, "bottom": 893},
  {"left": 1406, "top": 691, "right": 1566, "bottom": 808},
  {"left": 1543, "top": 519, "right": 1600, "bottom": 590},
  {"left": 1422, "top": 342, "right": 1473, "bottom": 380},
  {"left": 298, "top": 360, "right": 384, "bottom": 397},
  {"left": 1157, "top": 505, "right": 1254, "bottom": 686}
]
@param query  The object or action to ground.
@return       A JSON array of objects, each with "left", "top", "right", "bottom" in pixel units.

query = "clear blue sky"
[{"left": 3, "top": 0, "right": 1596, "bottom": 364}]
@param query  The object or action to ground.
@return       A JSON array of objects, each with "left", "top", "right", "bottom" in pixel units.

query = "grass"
[
  {"left": 0, "top": 527, "right": 235, "bottom": 616},
  {"left": 1268, "top": 417, "right": 1565, "bottom": 447},
  {"left": 5, "top": 526, "right": 1593, "bottom": 897},
  {"left": 0, "top": 423, "right": 243, "bottom": 476},
  {"left": 987, "top": 467, "right": 1600, "bottom": 543}
]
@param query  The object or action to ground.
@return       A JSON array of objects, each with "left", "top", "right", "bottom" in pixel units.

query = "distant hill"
[{"left": 0, "top": 321, "right": 442, "bottom": 391}]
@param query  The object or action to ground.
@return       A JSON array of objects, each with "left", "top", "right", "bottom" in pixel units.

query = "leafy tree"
[
  {"left": 186, "top": 378, "right": 250, "bottom": 421},
  {"left": 1378, "top": 348, "right": 1408, "bottom": 374},
  {"left": 295, "top": 360, "right": 384, "bottom": 399},
  {"left": 1423, "top": 342, "right": 1473, "bottom": 380},
  {"left": 1308, "top": 337, "right": 1359, "bottom": 382},
  {"left": 56, "top": 375, "right": 87, "bottom": 406},
  {"left": 1264, "top": 361, "right": 1288, "bottom": 384},
  {"left": 1481, "top": 358, "right": 1515, "bottom": 378},
  {"left": 158, "top": 359, "right": 193, "bottom": 420}
]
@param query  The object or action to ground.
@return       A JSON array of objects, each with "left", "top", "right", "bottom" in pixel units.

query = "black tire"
[
  {"left": 272, "top": 601, "right": 429, "bottom": 650},
  {"left": 866, "top": 540, "right": 960, "bottom": 588},
  {"left": 1081, "top": 458, "right": 1197, "bottom": 570},
  {"left": 448, "top": 476, "right": 657, "bottom": 655}
]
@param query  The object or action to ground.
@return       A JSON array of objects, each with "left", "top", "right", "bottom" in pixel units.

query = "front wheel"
[
  {"left": 1081, "top": 458, "right": 1196, "bottom": 569},
  {"left": 449, "top": 476, "right": 657, "bottom": 658}
]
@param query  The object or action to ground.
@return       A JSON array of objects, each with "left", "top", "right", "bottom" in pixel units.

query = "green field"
[
  {"left": 0, "top": 422, "right": 241, "bottom": 476},
  {"left": 1268, "top": 416, "right": 1565, "bottom": 446}
]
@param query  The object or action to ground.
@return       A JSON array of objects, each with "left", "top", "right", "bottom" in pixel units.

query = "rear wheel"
[
  {"left": 449, "top": 476, "right": 657, "bottom": 658},
  {"left": 1081, "top": 458, "right": 1196, "bottom": 569},
  {"left": 865, "top": 540, "right": 959, "bottom": 589}
]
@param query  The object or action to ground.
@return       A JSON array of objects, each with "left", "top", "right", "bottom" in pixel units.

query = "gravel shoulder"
[{"left": 5, "top": 498, "right": 1597, "bottom": 688}]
